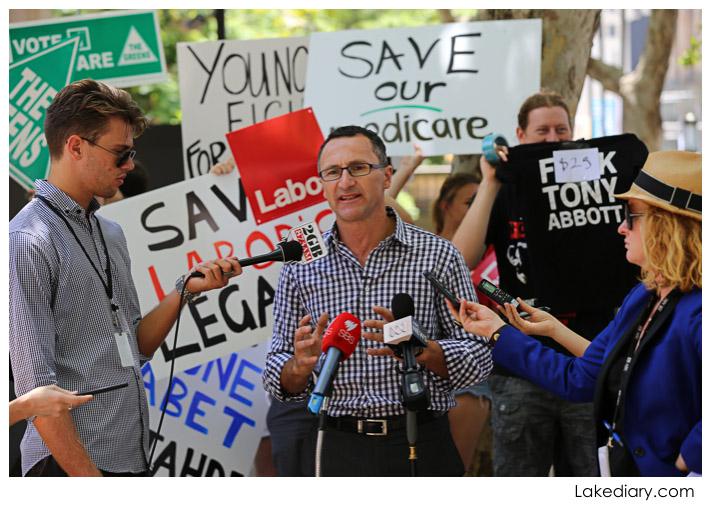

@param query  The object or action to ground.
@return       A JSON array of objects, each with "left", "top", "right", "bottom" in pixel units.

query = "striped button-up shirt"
[
  {"left": 9, "top": 180, "right": 150, "bottom": 475},
  {"left": 263, "top": 209, "right": 493, "bottom": 417}
]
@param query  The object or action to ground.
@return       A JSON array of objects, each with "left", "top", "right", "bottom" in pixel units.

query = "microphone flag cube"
[
  {"left": 383, "top": 316, "right": 414, "bottom": 345},
  {"left": 288, "top": 222, "right": 328, "bottom": 264}
]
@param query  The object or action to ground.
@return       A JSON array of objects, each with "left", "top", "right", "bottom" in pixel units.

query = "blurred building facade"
[{"left": 576, "top": 9, "right": 702, "bottom": 151}]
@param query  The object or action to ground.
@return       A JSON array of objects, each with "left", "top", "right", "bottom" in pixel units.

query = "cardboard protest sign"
[
  {"left": 304, "top": 19, "right": 541, "bottom": 156},
  {"left": 177, "top": 36, "right": 308, "bottom": 178},
  {"left": 144, "top": 343, "right": 269, "bottom": 477},
  {"left": 99, "top": 171, "right": 333, "bottom": 381},
  {"left": 495, "top": 134, "right": 648, "bottom": 314},
  {"left": 9, "top": 37, "right": 78, "bottom": 190},
  {"left": 9, "top": 10, "right": 166, "bottom": 190},
  {"left": 102, "top": 112, "right": 332, "bottom": 474},
  {"left": 226, "top": 108, "right": 325, "bottom": 225},
  {"left": 9, "top": 10, "right": 166, "bottom": 87}
]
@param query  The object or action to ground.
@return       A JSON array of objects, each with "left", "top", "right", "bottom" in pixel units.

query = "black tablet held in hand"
[{"left": 78, "top": 382, "right": 129, "bottom": 396}]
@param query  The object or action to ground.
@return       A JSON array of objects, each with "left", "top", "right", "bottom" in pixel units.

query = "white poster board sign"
[
  {"left": 177, "top": 37, "right": 309, "bottom": 178},
  {"left": 99, "top": 171, "right": 333, "bottom": 380},
  {"left": 304, "top": 19, "right": 542, "bottom": 156},
  {"left": 99, "top": 172, "right": 332, "bottom": 475},
  {"left": 144, "top": 344, "right": 269, "bottom": 476}
]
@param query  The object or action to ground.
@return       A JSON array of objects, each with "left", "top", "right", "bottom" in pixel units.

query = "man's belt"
[{"left": 325, "top": 411, "right": 443, "bottom": 436}]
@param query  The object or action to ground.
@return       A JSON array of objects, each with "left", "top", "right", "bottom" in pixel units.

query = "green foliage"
[
  {"left": 679, "top": 35, "right": 701, "bottom": 66},
  {"left": 124, "top": 10, "right": 217, "bottom": 125},
  {"left": 53, "top": 9, "right": 479, "bottom": 124}
]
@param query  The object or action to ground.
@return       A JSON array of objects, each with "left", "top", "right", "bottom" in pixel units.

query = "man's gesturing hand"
[{"left": 292, "top": 313, "right": 329, "bottom": 377}]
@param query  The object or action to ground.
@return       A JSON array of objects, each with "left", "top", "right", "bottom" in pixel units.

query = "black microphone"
[
  {"left": 390, "top": 293, "right": 429, "bottom": 348},
  {"left": 190, "top": 240, "right": 303, "bottom": 278},
  {"left": 389, "top": 293, "right": 429, "bottom": 412}
]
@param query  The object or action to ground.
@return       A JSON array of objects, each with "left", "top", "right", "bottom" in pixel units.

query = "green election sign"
[
  {"left": 8, "top": 10, "right": 166, "bottom": 190},
  {"left": 9, "top": 38, "right": 79, "bottom": 189},
  {"left": 9, "top": 10, "right": 166, "bottom": 88}
]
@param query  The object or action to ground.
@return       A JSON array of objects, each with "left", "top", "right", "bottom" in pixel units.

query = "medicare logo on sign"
[{"left": 9, "top": 10, "right": 166, "bottom": 88}]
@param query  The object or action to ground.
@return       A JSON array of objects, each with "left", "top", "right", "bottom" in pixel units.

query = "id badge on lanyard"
[
  {"left": 35, "top": 196, "right": 136, "bottom": 367},
  {"left": 112, "top": 304, "right": 135, "bottom": 368},
  {"left": 598, "top": 445, "right": 611, "bottom": 477}
]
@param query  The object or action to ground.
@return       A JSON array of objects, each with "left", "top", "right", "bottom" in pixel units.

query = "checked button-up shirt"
[
  {"left": 9, "top": 180, "right": 150, "bottom": 475},
  {"left": 264, "top": 209, "right": 493, "bottom": 417}
]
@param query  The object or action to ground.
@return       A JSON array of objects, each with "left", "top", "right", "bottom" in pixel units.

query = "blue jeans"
[{"left": 488, "top": 375, "right": 598, "bottom": 477}]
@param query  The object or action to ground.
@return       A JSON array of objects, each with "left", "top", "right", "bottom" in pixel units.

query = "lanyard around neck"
[
  {"left": 607, "top": 293, "right": 671, "bottom": 445},
  {"left": 35, "top": 194, "right": 117, "bottom": 310}
]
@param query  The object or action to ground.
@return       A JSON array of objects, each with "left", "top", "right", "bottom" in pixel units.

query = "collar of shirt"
[
  {"left": 35, "top": 179, "right": 102, "bottom": 218},
  {"left": 327, "top": 206, "right": 413, "bottom": 253}
]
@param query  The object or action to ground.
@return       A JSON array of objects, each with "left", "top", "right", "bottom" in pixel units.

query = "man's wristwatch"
[
  {"left": 489, "top": 325, "right": 508, "bottom": 348},
  {"left": 175, "top": 274, "right": 202, "bottom": 305}
]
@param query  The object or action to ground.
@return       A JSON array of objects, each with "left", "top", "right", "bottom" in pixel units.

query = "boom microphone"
[
  {"left": 190, "top": 240, "right": 303, "bottom": 278},
  {"left": 307, "top": 312, "right": 361, "bottom": 415}
]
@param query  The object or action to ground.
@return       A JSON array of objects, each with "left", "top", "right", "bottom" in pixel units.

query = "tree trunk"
[
  {"left": 9, "top": 9, "right": 53, "bottom": 23},
  {"left": 449, "top": 9, "right": 601, "bottom": 175},
  {"left": 587, "top": 10, "right": 678, "bottom": 151},
  {"left": 477, "top": 9, "right": 601, "bottom": 118}
]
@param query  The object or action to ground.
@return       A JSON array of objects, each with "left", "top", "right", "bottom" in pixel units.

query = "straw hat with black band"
[{"left": 615, "top": 151, "right": 701, "bottom": 221}]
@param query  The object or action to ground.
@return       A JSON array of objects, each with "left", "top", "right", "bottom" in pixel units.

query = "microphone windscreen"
[
  {"left": 391, "top": 293, "right": 415, "bottom": 319},
  {"left": 281, "top": 240, "right": 304, "bottom": 262},
  {"left": 321, "top": 312, "right": 361, "bottom": 359}
]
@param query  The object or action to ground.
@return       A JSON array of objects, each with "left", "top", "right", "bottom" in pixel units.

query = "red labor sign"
[{"left": 226, "top": 108, "right": 326, "bottom": 225}]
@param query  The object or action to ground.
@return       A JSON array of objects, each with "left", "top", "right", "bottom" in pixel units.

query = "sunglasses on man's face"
[
  {"left": 623, "top": 201, "right": 646, "bottom": 230},
  {"left": 81, "top": 137, "right": 137, "bottom": 167}
]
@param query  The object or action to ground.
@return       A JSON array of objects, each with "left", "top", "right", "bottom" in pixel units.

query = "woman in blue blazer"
[{"left": 451, "top": 151, "right": 701, "bottom": 477}]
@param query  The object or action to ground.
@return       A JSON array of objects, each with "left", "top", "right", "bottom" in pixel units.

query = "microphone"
[
  {"left": 384, "top": 293, "right": 429, "bottom": 350},
  {"left": 307, "top": 312, "right": 361, "bottom": 415},
  {"left": 288, "top": 222, "right": 328, "bottom": 264},
  {"left": 384, "top": 293, "right": 429, "bottom": 411},
  {"left": 190, "top": 240, "right": 303, "bottom": 278}
]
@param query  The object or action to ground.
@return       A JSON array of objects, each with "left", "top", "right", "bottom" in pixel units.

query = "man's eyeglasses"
[
  {"left": 81, "top": 137, "right": 137, "bottom": 167},
  {"left": 623, "top": 201, "right": 646, "bottom": 230},
  {"left": 319, "top": 162, "right": 388, "bottom": 182}
]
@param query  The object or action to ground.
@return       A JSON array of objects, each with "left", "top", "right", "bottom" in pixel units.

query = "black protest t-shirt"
[
  {"left": 495, "top": 134, "right": 647, "bottom": 317},
  {"left": 486, "top": 178, "right": 581, "bottom": 368},
  {"left": 486, "top": 183, "right": 535, "bottom": 302}
]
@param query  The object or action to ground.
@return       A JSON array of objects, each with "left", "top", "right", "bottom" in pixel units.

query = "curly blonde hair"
[{"left": 640, "top": 206, "right": 701, "bottom": 292}]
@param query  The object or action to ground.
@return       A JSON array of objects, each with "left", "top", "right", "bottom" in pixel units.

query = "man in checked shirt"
[
  {"left": 9, "top": 79, "right": 242, "bottom": 476},
  {"left": 263, "top": 126, "right": 493, "bottom": 476}
]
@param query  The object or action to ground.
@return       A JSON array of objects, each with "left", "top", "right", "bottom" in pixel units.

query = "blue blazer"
[{"left": 492, "top": 283, "right": 701, "bottom": 476}]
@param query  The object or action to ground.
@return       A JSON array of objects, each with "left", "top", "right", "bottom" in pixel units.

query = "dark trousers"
[
  {"left": 25, "top": 455, "right": 148, "bottom": 477},
  {"left": 488, "top": 375, "right": 597, "bottom": 477},
  {"left": 303, "top": 413, "right": 464, "bottom": 477},
  {"left": 266, "top": 396, "right": 317, "bottom": 477}
]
